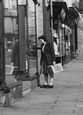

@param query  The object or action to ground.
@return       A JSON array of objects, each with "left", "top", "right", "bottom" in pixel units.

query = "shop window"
[
  {"left": 27, "top": 0, "right": 37, "bottom": 76},
  {"left": 3, "top": 0, "right": 39, "bottom": 84}
]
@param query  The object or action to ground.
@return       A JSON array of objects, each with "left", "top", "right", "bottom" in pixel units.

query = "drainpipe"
[
  {"left": 26, "top": 0, "right": 30, "bottom": 76},
  {"left": 2, "top": 0, "right": 5, "bottom": 82},
  {"left": 50, "top": 0, "right": 53, "bottom": 43}
]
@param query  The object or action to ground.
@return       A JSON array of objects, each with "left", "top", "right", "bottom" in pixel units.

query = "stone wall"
[
  {"left": 77, "top": 28, "right": 83, "bottom": 60},
  {"left": 77, "top": 14, "right": 83, "bottom": 60}
]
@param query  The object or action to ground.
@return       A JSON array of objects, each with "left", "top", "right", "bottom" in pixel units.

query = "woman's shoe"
[
  {"left": 40, "top": 84, "right": 49, "bottom": 88},
  {"left": 48, "top": 85, "right": 53, "bottom": 88}
]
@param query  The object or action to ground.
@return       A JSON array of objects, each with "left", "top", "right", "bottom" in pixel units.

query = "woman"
[
  {"left": 11, "top": 38, "right": 19, "bottom": 81},
  {"left": 38, "top": 35, "right": 56, "bottom": 88},
  {"left": 53, "top": 33, "right": 59, "bottom": 56}
]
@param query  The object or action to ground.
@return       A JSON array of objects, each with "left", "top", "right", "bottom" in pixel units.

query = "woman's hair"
[
  {"left": 54, "top": 38, "right": 57, "bottom": 44},
  {"left": 15, "top": 37, "right": 18, "bottom": 41},
  {"left": 38, "top": 35, "right": 48, "bottom": 42}
]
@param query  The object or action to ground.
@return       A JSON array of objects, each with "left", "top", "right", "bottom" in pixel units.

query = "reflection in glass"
[
  {"left": 4, "top": 0, "right": 38, "bottom": 81},
  {"left": 28, "top": 0, "right": 36, "bottom": 76},
  {"left": 4, "top": 0, "right": 18, "bottom": 84}
]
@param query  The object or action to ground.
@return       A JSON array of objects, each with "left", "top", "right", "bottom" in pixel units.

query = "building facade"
[
  {"left": 0, "top": 0, "right": 80, "bottom": 89},
  {"left": 77, "top": 0, "right": 83, "bottom": 60},
  {"left": 42, "top": 0, "right": 79, "bottom": 64}
]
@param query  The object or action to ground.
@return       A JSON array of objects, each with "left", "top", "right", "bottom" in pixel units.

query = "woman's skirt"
[
  {"left": 40, "top": 60, "right": 53, "bottom": 76},
  {"left": 40, "top": 60, "right": 48, "bottom": 75}
]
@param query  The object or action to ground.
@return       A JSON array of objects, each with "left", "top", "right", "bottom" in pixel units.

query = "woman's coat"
[{"left": 40, "top": 42, "right": 55, "bottom": 66}]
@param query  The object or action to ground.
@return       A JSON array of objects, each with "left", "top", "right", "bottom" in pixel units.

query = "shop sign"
[
  {"left": 47, "top": 0, "right": 63, "bottom": 1},
  {"left": 45, "top": 0, "right": 49, "bottom": 6},
  {"left": 79, "top": 0, "right": 83, "bottom": 10},
  {"left": 72, "top": 1, "right": 79, "bottom": 9},
  {"left": 18, "top": 0, "right": 26, "bottom": 5},
  {"left": 3, "top": 0, "right": 17, "bottom": 9},
  {"left": 3, "top": 0, "right": 17, "bottom": 15},
  {"left": 60, "top": 8, "right": 66, "bottom": 21}
]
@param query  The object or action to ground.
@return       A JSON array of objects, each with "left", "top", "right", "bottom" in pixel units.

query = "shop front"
[
  {"left": 65, "top": 7, "right": 79, "bottom": 61},
  {"left": 51, "top": 1, "right": 69, "bottom": 65},
  {"left": 2, "top": 0, "right": 41, "bottom": 92},
  {"left": 43, "top": 1, "right": 68, "bottom": 65},
  {"left": 0, "top": 0, "right": 43, "bottom": 106},
  {"left": 0, "top": 0, "right": 79, "bottom": 91},
  {"left": 48, "top": 1, "right": 79, "bottom": 65}
]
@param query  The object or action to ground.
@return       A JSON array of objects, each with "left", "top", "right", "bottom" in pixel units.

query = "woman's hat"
[
  {"left": 38, "top": 35, "right": 48, "bottom": 42},
  {"left": 53, "top": 33, "right": 58, "bottom": 38}
]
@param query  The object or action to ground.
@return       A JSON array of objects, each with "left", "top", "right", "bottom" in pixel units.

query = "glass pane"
[
  {"left": 4, "top": 0, "right": 18, "bottom": 84},
  {"left": 5, "top": 36, "right": 19, "bottom": 84},
  {"left": 3, "top": 0, "right": 17, "bottom": 16},
  {"left": 4, "top": 17, "right": 18, "bottom": 34},
  {"left": 28, "top": 1, "right": 36, "bottom": 76}
]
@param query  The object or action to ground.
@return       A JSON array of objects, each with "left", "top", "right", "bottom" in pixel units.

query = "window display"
[{"left": 4, "top": 0, "right": 38, "bottom": 80}]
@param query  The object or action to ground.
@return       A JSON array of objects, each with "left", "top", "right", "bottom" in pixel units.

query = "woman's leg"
[
  {"left": 49, "top": 77, "right": 53, "bottom": 86},
  {"left": 47, "top": 67, "right": 54, "bottom": 86},
  {"left": 49, "top": 74, "right": 54, "bottom": 88},
  {"left": 40, "top": 73, "right": 48, "bottom": 88},
  {"left": 44, "top": 73, "right": 48, "bottom": 85}
]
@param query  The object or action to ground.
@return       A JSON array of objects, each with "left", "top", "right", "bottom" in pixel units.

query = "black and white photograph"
[{"left": 1, "top": 0, "right": 83, "bottom": 115}]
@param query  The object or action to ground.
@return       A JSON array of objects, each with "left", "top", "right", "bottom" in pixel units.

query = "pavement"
[{"left": 1, "top": 59, "right": 83, "bottom": 115}]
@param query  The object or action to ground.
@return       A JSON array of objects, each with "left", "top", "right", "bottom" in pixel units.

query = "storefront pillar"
[
  {"left": 51, "top": 1, "right": 68, "bottom": 65},
  {"left": 34, "top": 3, "right": 40, "bottom": 86},
  {"left": 58, "top": 20, "right": 63, "bottom": 64},
  {"left": 0, "top": 0, "right": 5, "bottom": 86},
  {"left": 18, "top": 5, "right": 26, "bottom": 79},
  {"left": 43, "top": 0, "right": 51, "bottom": 42}
]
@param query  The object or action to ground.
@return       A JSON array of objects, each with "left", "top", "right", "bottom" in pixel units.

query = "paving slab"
[{"left": 1, "top": 59, "right": 83, "bottom": 115}]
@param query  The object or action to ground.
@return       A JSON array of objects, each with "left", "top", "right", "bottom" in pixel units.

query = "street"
[{"left": 0, "top": 59, "right": 83, "bottom": 115}]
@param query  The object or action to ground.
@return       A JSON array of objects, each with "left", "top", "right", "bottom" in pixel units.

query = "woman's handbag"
[
  {"left": 54, "top": 63, "right": 63, "bottom": 73},
  {"left": 48, "top": 63, "right": 63, "bottom": 74}
]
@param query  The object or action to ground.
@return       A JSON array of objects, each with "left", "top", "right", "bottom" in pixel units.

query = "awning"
[
  {"left": 53, "top": 2, "right": 68, "bottom": 21},
  {"left": 52, "top": 2, "right": 68, "bottom": 29},
  {"left": 79, "top": 0, "right": 83, "bottom": 12},
  {"left": 64, "top": 7, "right": 79, "bottom": 28}
]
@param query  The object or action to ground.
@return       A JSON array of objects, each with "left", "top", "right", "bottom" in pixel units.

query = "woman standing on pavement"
[{"left": 38, "top": 35, "right": 56, "bottom": 88}]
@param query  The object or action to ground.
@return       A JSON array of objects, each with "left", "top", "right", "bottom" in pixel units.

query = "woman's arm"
[
  {"left": 49, "top": 43, "right": 55, "bottom": 63},
  {"left": 11, "top": 43, "right": 17, "bottom": 64}
]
